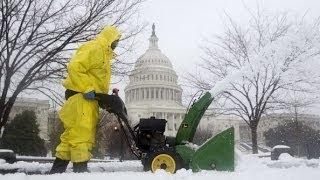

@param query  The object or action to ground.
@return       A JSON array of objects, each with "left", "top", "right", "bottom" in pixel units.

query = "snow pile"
[
  {"left": 278, "top": 153, "right": 294, "bottom": 160},
  {"left": 183, "top": 141, "right": 199, "bottom": 151},
  {"left": 2, "top": 164, "right": 320, "bottom": 180},
  {"left": 0, "top": 160, "right": 142, "bottom": 174},
  {"left": 0, "top": 161, "right": 52, "bottom": 173},
  {"left": 1, "top": 152, "right": 320, "bottom": 180},
  {"left": 273, "top": 145, "right": 290, "bottom": 150},
  {"left": 0, "top": 159, "right": 5, "bottom": 164},
  {"left": 0, "top": 149, "right": 14, "bottom": 153}
]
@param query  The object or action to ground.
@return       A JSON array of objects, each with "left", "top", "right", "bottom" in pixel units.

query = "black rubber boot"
[
  {"left": 49, "top": 158, "right": 69, "bottom": 174},
  {"left": 73, "top": 161, "right": 89, "bottom": 173}
]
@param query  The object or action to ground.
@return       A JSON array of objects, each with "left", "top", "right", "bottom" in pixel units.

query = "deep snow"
[{"left": 1, "top": 151, "right": 320, "bottom": 180}]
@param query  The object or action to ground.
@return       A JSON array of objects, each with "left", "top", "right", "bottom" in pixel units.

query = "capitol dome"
[{"left": 125, "top": 24, "right": 186, "bottom": 136}]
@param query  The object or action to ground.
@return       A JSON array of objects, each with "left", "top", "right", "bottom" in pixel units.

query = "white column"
[
  {"left": 136, "top": 89, "right": 139, "bottom": 101},
  {"left": 128, "top": 90, "right": 131, "bottom": 102},
  {"left": 131, "top": 89, "right": 134, "bottom": 101},
  {"left": 166, "top": 88, "right": 168, "bottom": 100},
  {"left": 145, "top": 88, "right": 148, "bottom": 100},
  {"left": 128, "top": 90, "right": 131, "bottom": 101},
  {"left": 172, "top": 90, "right": 175, "bottom": 101},
  {"left": 172, "top": 114, "right": 175, "bottom": 131},
  {"left": 160, "top": 88, "right": 163, "bottom": 99},
  {"left": 145, "top": 88, "right": 147, "bottom": 99},
  {"left": 125, "top": 92, "right": 128, "bottom": 102},
  {"left": 172, "top": 90, "right": 174, "bottom": 100},
  {"left": 136, "top": 89, "right": 139, "bottom": 100}
]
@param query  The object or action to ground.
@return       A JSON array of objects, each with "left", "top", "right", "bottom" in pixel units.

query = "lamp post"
[{"left": 114, "top": 125, "right": 123, "bottom": 161}]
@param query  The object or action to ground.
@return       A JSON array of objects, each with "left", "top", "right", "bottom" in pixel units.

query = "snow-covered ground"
[{"left": 1, "top": 151, "right": 320, "bottom": 180}]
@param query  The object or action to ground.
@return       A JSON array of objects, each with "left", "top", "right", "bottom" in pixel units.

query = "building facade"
[
  {"left": 9, "top": 97, "right": 50, "bottom": 140},
  {"left": 125, "top": 24, "right": 186, "bottom": 136}
]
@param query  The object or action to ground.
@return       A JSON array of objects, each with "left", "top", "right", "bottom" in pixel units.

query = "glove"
[
  {"left": 83, "top": 91, "right": 95, "bottom": 100},
  {"left": 96, "top": 94, "right": 127, "bottom": 114}
]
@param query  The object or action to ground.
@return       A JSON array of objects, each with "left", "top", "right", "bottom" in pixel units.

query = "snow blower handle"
[
  {"left": 95, "top": 93, "right": 136, "bottom": 140},
  {"left": 95, "top": 93, "right": 140, "bottom": 158},
  {"left": 95, "top": 93, "right": 127, "bottom": 116}
]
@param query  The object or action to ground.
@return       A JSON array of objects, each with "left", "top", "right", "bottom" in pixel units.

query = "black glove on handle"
[{"left": 95, "top": 93, "right": 128, "bottom": 118}]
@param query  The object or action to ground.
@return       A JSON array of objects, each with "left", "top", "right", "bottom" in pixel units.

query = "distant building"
[
  {"left": 124, "top": 24, "right": 186, "bottom": 136},
  {"left": 9, "top": 97, "right": 50, "bottom": 140}
]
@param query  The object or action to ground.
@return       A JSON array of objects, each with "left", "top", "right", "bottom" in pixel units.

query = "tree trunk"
[
  {"left": 0, "top": 96, "right": 17, "bottom": 132},
  {"left": 251, "top": 126, "right": 258, "bottom": 154}
]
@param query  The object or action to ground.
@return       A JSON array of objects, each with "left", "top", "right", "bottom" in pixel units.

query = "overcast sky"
[
  {"left": 131, "top": 0, "right": 320, "bottom": 75},
  {"left": 113, "top": 0, "right": 320, "bottom": 114}
]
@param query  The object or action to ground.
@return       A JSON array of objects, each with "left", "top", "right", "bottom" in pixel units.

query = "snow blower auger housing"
[{"left": 97, "top": 91, "right": 234, "bottom": 173}]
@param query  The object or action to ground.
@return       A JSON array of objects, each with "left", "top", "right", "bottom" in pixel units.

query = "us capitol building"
[{"left": 124, "top": 24, "right": 186, "bottom": 136}]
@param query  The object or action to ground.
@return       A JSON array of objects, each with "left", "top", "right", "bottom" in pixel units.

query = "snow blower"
[{"left": 97, "top": 91, "right": 234, "bottom": 173}]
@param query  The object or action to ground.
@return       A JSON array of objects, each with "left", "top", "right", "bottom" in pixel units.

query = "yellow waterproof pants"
[{"left": 55, "top": 93, "right": 99, "bottom": 162}]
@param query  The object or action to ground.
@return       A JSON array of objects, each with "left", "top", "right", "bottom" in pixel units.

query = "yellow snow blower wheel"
[{"left": 151, "top": 154, "right": 176, "bottom": 173}]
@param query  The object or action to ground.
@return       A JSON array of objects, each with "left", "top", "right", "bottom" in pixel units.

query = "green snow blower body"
[
  {"left": 98, "top": 91, "right": 234, "bottom": 173},
  {"left": 174, "top": 92, "right": 234, "bottom": 172}
]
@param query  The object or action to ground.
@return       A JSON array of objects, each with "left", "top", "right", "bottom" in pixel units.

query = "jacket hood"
[{"left": 95, "top": 26, "right": 121, "bottom": 51}]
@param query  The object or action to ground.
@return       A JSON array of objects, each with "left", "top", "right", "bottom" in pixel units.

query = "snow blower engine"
[{"left": 96, "top": 91, "right": 234, "bottom": 173}]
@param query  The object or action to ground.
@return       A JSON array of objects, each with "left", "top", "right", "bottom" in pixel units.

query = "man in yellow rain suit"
[{"left": 49, "top": 26, "right": 121, "bottom": 173}]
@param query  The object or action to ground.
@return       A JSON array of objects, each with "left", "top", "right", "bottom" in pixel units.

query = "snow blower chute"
[{"left": 97, "top": 91, "right": 234, "bottom": 173}]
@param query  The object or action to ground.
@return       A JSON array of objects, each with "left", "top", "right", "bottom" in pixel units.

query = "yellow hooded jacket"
[
  {"left": 63, "top": 26, "right": 121, "bottom": 93},
  {"left": 56, "top": 26, "right": 121, "bottom": 162}
]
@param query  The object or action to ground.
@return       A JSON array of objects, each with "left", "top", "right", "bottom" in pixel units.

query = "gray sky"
[
  {"left": 113, "top": 0, "right": 320, "bottom": 114},
  {"left": 130, "top": 0, "right": 320, "bottom": 75}
]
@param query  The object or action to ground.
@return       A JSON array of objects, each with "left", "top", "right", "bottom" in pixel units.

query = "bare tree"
[
  {"left": 186, "top": 10, "right": 320, "bottom": 153},
  {"left": 94, "top": 111, "right": 133, "bottom": 159},
  {"left": 0, "top": 0, "right": 144, "bottom": 132},
  {"left": 193, "top": 125, "right": 213, "bottom": 146},
  {"left": 47, "top": 108, "right": 63, "bottom": 155}
]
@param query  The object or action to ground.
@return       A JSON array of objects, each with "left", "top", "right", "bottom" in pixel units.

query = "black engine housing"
[{"left": 135, "top": 116, "right": 170, "bottom": 151}]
